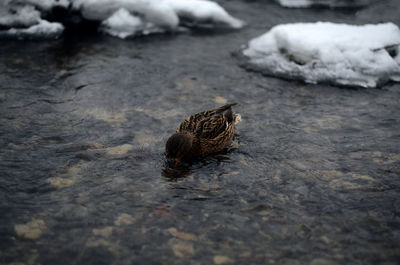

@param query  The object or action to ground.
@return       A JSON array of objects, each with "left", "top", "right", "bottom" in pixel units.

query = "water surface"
[{"left": 1, "top": 1, "right": 399, "bottom": 264}]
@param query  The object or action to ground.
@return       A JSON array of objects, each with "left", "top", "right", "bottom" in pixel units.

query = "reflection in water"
[
  {"left": 162, "top": 163, "right": 191, "bottom": 180},
  {"left": 162, "top": 148, "right": 236, "bottom": 180}
]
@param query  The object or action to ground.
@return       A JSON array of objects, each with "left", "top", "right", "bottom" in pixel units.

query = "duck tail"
[{"left": 216, "top": 102, "right": 239, "bottom": 112}]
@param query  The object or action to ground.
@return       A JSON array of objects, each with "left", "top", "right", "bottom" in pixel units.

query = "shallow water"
[{"left": 1, "top": 1, "right": 400, "bottom": 264}]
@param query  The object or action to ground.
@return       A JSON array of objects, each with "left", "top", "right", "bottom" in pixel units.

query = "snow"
[
  {"left": 78, "top": 0, "right": 180, "bottom": 30},
  {"left": 277, "top": 0, "right": 312, "bottom": 8},
  {"left": 100, "top": 8, "right": 143, "bottom": 39},
  {"left": 79, "top": 0, "right": 244, "bottom": 35},
  {"left": 13, "top": 0, "right": 70, "bottom": 11},
  {"left": 0, "top": 5, "right": 41, "bottom": 28},
  {"left": 0, "top": 19, "right": 64, "bottom": 40},
  {"left": 100, "top": 8, "right": 163, "bottom": 39},
  {"left": 0, "top": 0, "right": 243, "bottom": 39},
  {"left": 165, "top": 0, "right": 244, "bottom": 29},
  {"left": 0, "top": 1, "right": 65, "bottom": 39},
  {"left": 276, "top": 0, "right": 370, "bottom": 8},
  {"left": 241, "top": 22, "right": 400, "bottom": 88}
]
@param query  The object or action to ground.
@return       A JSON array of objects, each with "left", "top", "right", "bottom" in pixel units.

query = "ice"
[
  {"left": 276, "top": 0, "right": 371, "bottom": 8},
  {"left": 0, "top": 0, "right": 243, "bottom": 39},
  {"left": 240, "top": 22, "right": 400, "bottom": 88}
]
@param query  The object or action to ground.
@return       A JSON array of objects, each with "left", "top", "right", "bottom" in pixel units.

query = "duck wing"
[
  {"left": 177, "top": 103, "right": 238, "bottom": 138},
  {"left": 194, "top": 114, "right": 229, "bottom": 139}
]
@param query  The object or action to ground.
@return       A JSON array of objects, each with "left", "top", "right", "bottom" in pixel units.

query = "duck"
[{"left": 165, "top": 102, "right": 240, "bottom": 165}]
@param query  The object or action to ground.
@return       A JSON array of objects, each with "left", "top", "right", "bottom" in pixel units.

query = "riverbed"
[{"left": 1, "top": 1, "right": 399, "bottom": 264}]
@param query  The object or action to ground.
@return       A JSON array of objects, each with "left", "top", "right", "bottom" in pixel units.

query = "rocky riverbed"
[{"left": 1, "top": 1, "right": 399, "bottom": 264}]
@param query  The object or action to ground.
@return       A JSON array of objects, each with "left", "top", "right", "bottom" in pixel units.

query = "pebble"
[
  {"left": 133, "top": 106, "right": 181, "bottom": 119},
  {"left": 84, "top": 107, "right": 128, "bottom": 123},
  {"left": 14, "top": 219, "right": 46, "bottom": 240},
  {"left": 168, "top": 228, "right": 197, "bottom": 241},
  {"left": 320, "top": 235, "right": 332, "bottom": 244},
  {"left": 93, "top": 226, "right": 113, "bottom": 237},
  {"left": 106, "top": 144, "right": 133, "bottom": 155},
  {"left": 47, "top": 177, "right": 75, "bottom": 188},
  {"left": 213, "top": 255, "right": 234, "bottom": 265},
  {"left": 318, "top": 170, "right": 344, "bottom": 179},
  {"left": 47, "top": 162, "right": 88, "bottom": 188},
  {"left": 171, "top": 240, "right": 194, "bottom": 258},
  {"left": 329, "top": 180, "right": 362, "bottom": 190},
  {"left": 114, "top": 213, "right": 135, "bottom": 226},
  {"left": 214, "top": 96, "right": 227, "bottom": 104},
  {"left": 310, "top": 258, "right": 340, "bottom": 265},
  {"left": 133, "top": 132, "right": 158, "bottom": 147}
]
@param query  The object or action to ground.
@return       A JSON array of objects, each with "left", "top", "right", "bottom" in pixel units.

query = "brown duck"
[{"left": 166, "top": 102, "right": 241, "bottom": 164}]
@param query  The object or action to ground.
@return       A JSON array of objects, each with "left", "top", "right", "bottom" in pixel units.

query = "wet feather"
[{"left": 166, "top": 103, "right": 239, "bottom": 160}]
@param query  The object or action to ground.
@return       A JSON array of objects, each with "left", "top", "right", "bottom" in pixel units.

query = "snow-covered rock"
[
  {"left": 0, "top": 0, "right": 243, "bottom": 39},
  {"left": 34, "top": 0, "right": 70, "bottom": 10},
  {"left": 77, "top": 0, "right": 180, "bottom": 30},
  {"left": 165, "top": 0, "right": 244, "bottom": 29},
  {"left": 78, "top": 0, "right": 244, "bottom": 37},
  {"left": 239, "top": 22, "right": 400, "bottom": 88},
  {"left": 0, "top": 3, "right": 65, "bottom": 39},
  {"left": 0, "top": 18, "right": 64, "bottom": 40},
  {"left": 276, "top": 0, "right": 371, "bottom": 8},
  {"left": 0, "top": 5, "right": 41, "bottom": 28},
  {"left": 5, "top": 0, "right": 70, "bottom": 11},
  {"left": 100, "top": 8, "right": 163, "bottom": 39}
]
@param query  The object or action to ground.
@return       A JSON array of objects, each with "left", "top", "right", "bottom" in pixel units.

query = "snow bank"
[
  {"left": 240, "top": 22, "right": 400, "bottom": 88},
  {"left": 276, "top": 0, "right": 371, "bottom": 8},
  {"left": 0, "top": 0, "right": 243, "bottom": 39}
]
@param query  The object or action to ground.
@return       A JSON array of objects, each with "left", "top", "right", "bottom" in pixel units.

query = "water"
[{"left": 1, "top": 1, "right": 400, "bottom": 264}]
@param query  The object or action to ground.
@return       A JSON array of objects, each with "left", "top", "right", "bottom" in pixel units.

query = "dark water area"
[{"left": 1, "top": 1, "right": 400, "bottom": 264}]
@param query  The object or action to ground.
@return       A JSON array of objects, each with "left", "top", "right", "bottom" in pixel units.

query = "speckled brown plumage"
[{"left": 166, "top": 103, "right": 240, "bottom": 162}]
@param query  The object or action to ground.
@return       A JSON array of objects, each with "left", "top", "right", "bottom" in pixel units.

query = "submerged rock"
[
  {"left": 114, "top": 213, "right": 135, "bottom": 226},
  {"left": 167, "top": 227, "right": 198, "bottom": 241},
  {"left": 213, "top": 255, "right": 234, "bottom": 264},
  {"left": 170, "top": 239, "right": 195, "bottom": 257},
  {"left": 14, "top": 218, "right": 46, "bottom": 240},
  {"left": 106, "top": 144, "right": 133, "bottom": 156},
  {"left": 214, "top": 96, "right": 228, "bottom": 104},
  {"left": 93, "top": 226, "right": 114, "bottom": 237},
  {"left": 239, "top": 22, "right": 400, "bottom": 88}
]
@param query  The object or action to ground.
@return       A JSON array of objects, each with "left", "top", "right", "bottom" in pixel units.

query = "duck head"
[{"left": 165, "top": 132, "right": 193, "bottom": 165}]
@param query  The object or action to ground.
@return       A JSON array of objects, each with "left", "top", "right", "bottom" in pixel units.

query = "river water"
[{"left": 1, "top": 1, "right": 399, "bottom": 264}]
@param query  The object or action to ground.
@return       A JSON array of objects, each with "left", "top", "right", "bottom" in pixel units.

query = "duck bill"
[{"left": 168, "top": 158, "right": 180, "bottom": 168}]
